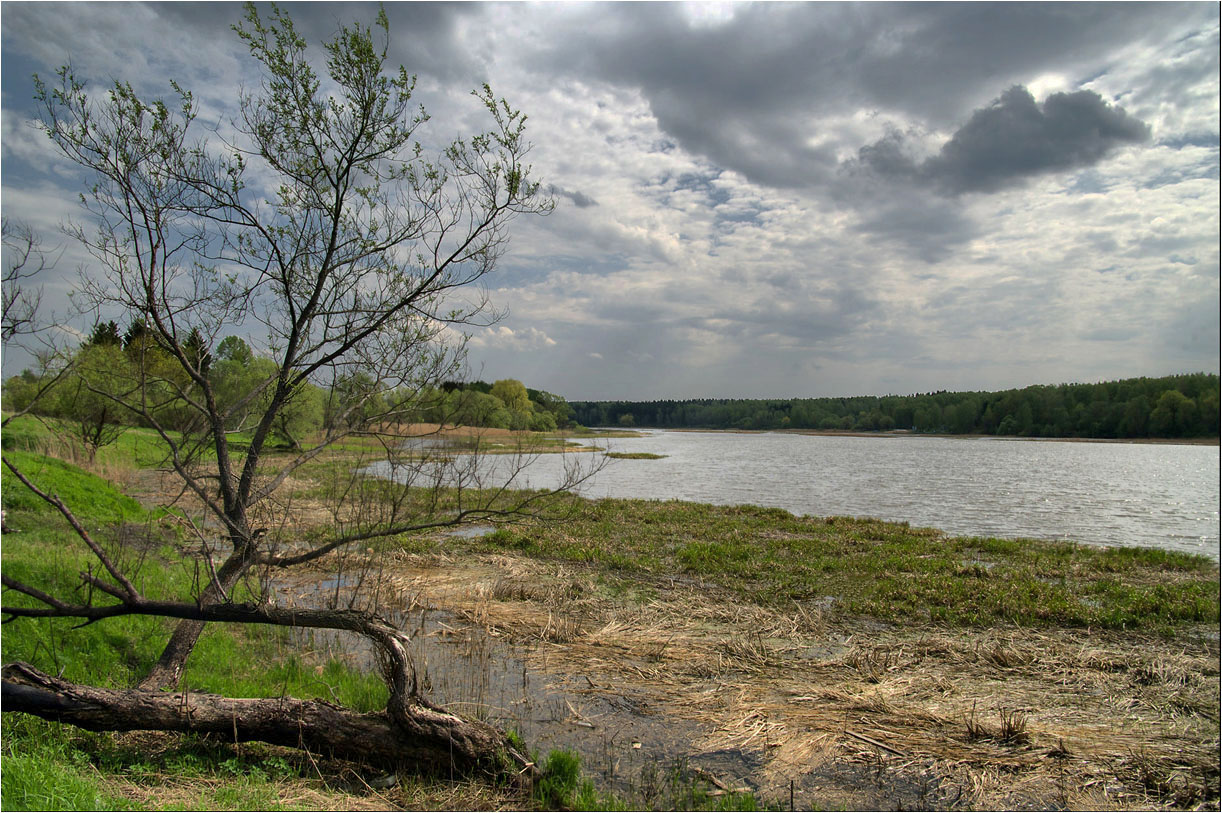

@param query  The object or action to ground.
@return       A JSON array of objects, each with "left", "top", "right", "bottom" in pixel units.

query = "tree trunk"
[
  {"left": 138, "top": 547, "right": 250, "bottom": 691},
  {"left": 3, "top": 662, "right": 532, "bottom": 779},
  {"left": 138, "top": 618, "right": 206, "bottom": 690}
]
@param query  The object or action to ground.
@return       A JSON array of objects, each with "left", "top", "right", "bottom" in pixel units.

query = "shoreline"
[{"left": 649, "top": 426, "right": 1221, "bottom": 446}]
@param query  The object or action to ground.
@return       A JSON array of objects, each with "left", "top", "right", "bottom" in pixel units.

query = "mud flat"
[{"left": 280, "top": 545, "right": 1220, "bottom": 811}]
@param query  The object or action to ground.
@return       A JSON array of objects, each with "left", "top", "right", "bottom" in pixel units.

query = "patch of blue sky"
[
  {"left": 1156, "top": 131, "right": 1222, "bottom": 150},
  {"left": 1067, "top": 170, "right": 1110, "bottom": 195},
  {"left": 1139, "top": 156, "right": 1220, "bottom": 190}
]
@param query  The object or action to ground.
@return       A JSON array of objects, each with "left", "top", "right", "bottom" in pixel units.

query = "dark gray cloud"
[
  {"left": 531, "top": 2, "right": 1208, "bottom": 192},
  {"left": 151, "top": 2, "right": 483, "bottom": 82},
  {"left": 0, "top": 2, "right": 484, "bottom": 101},
  {"left": 849, "top": 194, "right": 980, "bottom": 263},
  {"left": 927, "top": 87, "right": 1151, "bottom": 193},
  {"left": 858, "top": 86, "right": 1151, "bottom": 195},
  {"left": 701, "top": 286, "right": 878, "bottom": 345},
  {"left": 548, "top": 186, "right": 598, "bottom": 209},
  {"left": 1, "top": 2, "right": 1216, "bottom": 398}
]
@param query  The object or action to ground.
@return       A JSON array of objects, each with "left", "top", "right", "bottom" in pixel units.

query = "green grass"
[
  {"left": 445, "top": 498, "right": 1218, "bottom": 631},
  {"left": 1, "top": 449, "right": 146, "bottom": 522},
  {"left": 1, "top": 452, "right": 390, "bottom": 703},
  {"left": 529, "top": 748, "right": 761, "bottom": 811},
  {"left": 3, "top": 416, "right": 1216, "bottom": 808},
  {"left": 605, "top": 451, "right": 667, "bottom": 460},
  {"left": 3, "top": 413, "right": 195, "bottom": 469},
  {"left": 0, "top": 714, "right": 314, "bottom": 812},
  {"left": 0, "top": 412, "right": 55, "bottom": 450},
  {"left": 0, "top": 717, "right": 134, "bottom": 811},
  {"left": 0, "top": 451, "right": 391, "bottom": 809}
]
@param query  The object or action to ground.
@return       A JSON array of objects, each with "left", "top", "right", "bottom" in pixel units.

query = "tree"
[
  {"left": 182, "top": 328, "right": 212, "bottom": 378},
  {"left": 325, "top": 371, "right": 388, "bottom": 431},
  {"left": 528, "top": 388, "right": 574, "bottom": 429},
  {"left": 3, "top": 3, "right": 593, "bottom": 778},
  {"left": 445, "top": 388, "right": 513, "bottom": 428},
  {"left": 87, "top": 320, "right": 123, "bottom": 348},
  {"left": 1197, "top": 389, "right": 1219, "bottom": 436},
  {"left": 1149, "top": 390, "right": 1196, "bottom": 437},
  {"left": 46, "top": 342, "right": 134, "bottom": 461},
  {"left": 210, "top": 348, "right": 324, "bottom": 447},
  {"left": 215, "top": 335, "right": 254, "bottom": 366},
  {"left": 490, "top": 378, "right": 531, "bottom": 412}
]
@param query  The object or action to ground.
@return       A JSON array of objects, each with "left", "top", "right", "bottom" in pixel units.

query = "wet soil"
[{"left": 274, "top": 549, "right": 1221, "bottom": 811}]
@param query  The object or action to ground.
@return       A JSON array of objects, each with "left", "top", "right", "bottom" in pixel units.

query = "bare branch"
[
  {"left": 2, "top": 217, "right": 56, "bottom": 341},
  {"left": 1, "top": 456, "right": 140, "bottom": 600}
]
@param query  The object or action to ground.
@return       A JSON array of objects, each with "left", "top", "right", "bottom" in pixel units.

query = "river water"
[{"left": 375, "top": 430, "right": 1221, "bottom": 560}]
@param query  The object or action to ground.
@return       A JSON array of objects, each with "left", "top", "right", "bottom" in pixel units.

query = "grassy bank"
[
  {"left": 0, "top": 449, "right": 407, "bottom": 810},
  {"left": 2, "top": 414, "right": 1217, "bottom": 809}
]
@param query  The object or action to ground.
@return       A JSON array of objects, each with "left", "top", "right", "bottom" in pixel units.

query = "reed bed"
[{"left": 371, "top": 547, "right": 1219, "bottom": 810}]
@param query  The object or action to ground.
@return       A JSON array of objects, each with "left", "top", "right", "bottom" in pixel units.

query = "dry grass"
[
  {"left": 369, "top": 548, "right": 1221, "bottom": 810},
  {"left": 167, "top": 478, "right": 1217, "bottom": 811}
]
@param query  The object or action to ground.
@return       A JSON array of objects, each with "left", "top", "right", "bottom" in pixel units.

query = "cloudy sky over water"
[{"left": 1, "top": 2, "right": 1218, "bottom": 400}]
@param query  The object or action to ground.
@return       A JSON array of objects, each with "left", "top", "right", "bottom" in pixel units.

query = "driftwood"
[
  {"left": 691, "top": 765, "right": 751, "bottom": 795},
  {"left": 1, "top": 661, "right": 522, "bottom": 776},
  {"left": 0, "top": 588, "right": 534, "bottom": 779},
  {"left": 844, "top": 728, "right": 906, "bottom": 757}
]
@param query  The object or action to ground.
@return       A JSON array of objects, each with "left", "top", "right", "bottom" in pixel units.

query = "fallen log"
[
  {"left": 1, "top": 661, "right": 527, "bottom": 778},
  {"left": 2, "top": 583, "right": 539, "bottom": 780}
]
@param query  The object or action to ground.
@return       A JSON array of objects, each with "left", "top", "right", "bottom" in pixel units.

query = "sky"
[{"left": 1, "top": 1, "right": 1218, "bottom": 401}]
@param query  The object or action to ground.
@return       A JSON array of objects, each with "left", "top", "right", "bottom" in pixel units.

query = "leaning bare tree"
[{"left": 2, "top": 3, "right": 590, "bottom": 777}]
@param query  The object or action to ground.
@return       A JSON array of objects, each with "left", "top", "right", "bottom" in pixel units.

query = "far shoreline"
[{"left": 640, "top": 427, "right": 1221, "bottom": 446}]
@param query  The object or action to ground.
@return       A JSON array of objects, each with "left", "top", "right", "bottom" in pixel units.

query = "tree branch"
[{"left": 1, "top": 457, "right": 140, "bottom": 600}]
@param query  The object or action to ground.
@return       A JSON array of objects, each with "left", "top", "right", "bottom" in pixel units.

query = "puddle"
[
  {"left": 266, "top": 573, "right": 996, "bottom": 809},
  {"left": 271, "top": 574, "right": 714, "bottom": 802},
  {"left": 446, "top": 525, "right": 496, "bottom": 539},
  {"left": 405, "top": 609, "right": 711, "bottom": 798}
]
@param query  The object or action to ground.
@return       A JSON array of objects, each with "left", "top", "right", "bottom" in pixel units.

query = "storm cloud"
[
  {"left": 532, "top": 3, "right": 1205, "bottom": 191},
  {"left": 858, "top": 86, "right": 1152, "bottom": 195},
  {"left": 1, "top": 2, "right": 1217, "bottom": 399}
]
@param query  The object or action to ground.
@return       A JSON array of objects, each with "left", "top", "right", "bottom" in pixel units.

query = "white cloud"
[
  {"left": 1, "top": 2, "right": 1216, "bottom": 398},
  {"left": 468, "top": 325, "right": 557, "bottom": 352}
]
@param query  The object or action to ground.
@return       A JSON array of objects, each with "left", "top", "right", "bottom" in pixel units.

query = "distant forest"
[{"left": 570, "top": 373, "right": 1220, "bottom": 439}]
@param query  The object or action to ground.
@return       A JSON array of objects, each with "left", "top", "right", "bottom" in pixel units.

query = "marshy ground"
[
  {"left": 282, "top": 532, "right": 1220, "bottom": 810},
  {"left": 3, "top": 420, "right": 1217, "bottom": 810},
  {"left": 126, "top": 437, "right": 1222, "bottom": 810}
]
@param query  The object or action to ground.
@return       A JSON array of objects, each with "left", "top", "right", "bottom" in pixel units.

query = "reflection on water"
[{"left": 370, "top": 431, "right": 1220, "bottom": 560}]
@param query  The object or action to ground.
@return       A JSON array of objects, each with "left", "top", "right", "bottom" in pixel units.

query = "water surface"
[{"left": 375, "top": 431, "right": 1221, "bottom": 560}]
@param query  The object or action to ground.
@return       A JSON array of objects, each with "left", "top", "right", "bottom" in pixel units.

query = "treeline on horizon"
[
  {"left": 3, "top": 319, "right": 1215, "bottom": 443},
  {"left": 569, "top": 373, "right": 1220, "bottom": 439}
]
